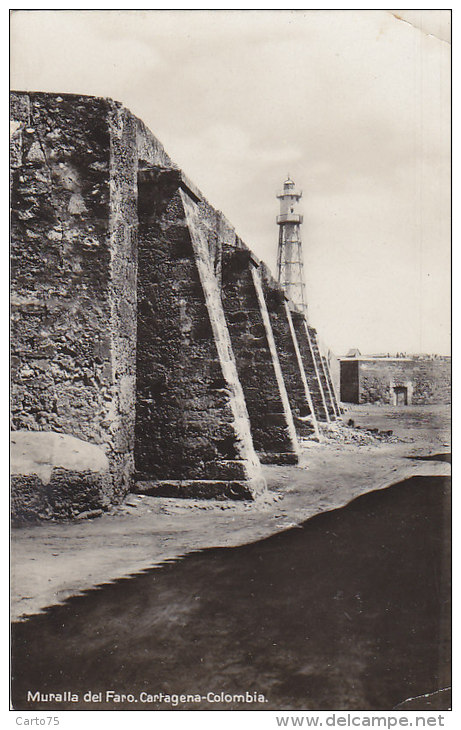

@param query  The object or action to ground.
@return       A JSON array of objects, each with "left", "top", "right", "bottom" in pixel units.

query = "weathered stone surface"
[
  {"left": 10, "top": 92, "right": 135, "bottom": 506},
  {"left": 340, "top": 357, "right": 451, "bottom": 405},
  {"left": 11, "top": 431, "right": 112, "bottom": 523},
  {"left": 258, "top": 452, "right": 299, "bottom": 465},
  {"left": 221, "top": 246, "right": 299, "bottom": 464},
  {"left": 307, "top": 325, "right": 337, "bottom": 421},
  {"left": 260, "top": 265, "right": 319, "bottom": 440},
  {"left": 10, "top": 91, "right": 269, "bottom": 513},
  {"left": 11, "top": 430, "right": 109, "bottom": 479},
  {"left": 321, "top": 354, "right": 342, "bottom": 415},
  {"left": 290, "top": 311, "right": 329, "bottom": 423},
  {"left": 134, "top": 479, "right": 254, "bottom": 501},
  {"left": 13, "top": 90, "right": 359, "bottom": 515},
  {"left": 134, "top": 175, "right": 265, "bottom": 497}
]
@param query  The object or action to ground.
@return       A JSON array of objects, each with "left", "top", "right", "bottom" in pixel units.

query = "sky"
[{"left": 10, "top": 9, "right": 451, "bottom": 356}]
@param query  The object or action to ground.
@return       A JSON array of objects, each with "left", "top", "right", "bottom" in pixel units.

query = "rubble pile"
[{"left": 319, "top": 421, "right": 402, "bottom": 446}]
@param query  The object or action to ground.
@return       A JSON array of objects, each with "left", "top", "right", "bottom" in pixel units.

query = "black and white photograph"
[{"left": 9, "top": 8, "right": 451, "bottom": 718}]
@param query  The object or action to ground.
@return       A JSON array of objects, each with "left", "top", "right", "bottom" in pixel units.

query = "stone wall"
[
  {"left": 10, "top": 92, "right": 133, "bottom": 516},
  {"left": 260, "top": 266, "right": 319, "bottom": 440},
  {"left": 321, "top": 354, "right": 341, "bottom": 417},
  {"left": 340, "top": 360, "right": 360, "bottom": 404},
  {"left": 221, "top": 246, "right": 299, "bottom": 464},
  {"left": 11, "top": 92, "right": 111, "bottom": 441},
  {"left": 307, "top": 326, "right": 337, "bottom": 420},
  {"left": 328, "top": 354, "right": 341, "bottom": 403},
  {"left": 290, "top": 312, "right": 329, "bottom": 422},
  {"left": 134, "top": 171, "right": 264, "bottom": 498},
  {"left": 11, "top": 90, "right": 339, "bottom": 519},
  {"left": 340, "top": 358, "right": 451, "bottom": 405},
  {"left": 10, "top": 91, "right": 267, "bottom": 515}
]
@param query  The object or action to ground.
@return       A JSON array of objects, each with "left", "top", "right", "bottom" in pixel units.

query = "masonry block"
[{"left": 11, "top": 431, "right": 113, "bottom": 523}]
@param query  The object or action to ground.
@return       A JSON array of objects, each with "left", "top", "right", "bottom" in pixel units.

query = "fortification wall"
[
  {"left": 340, "top": 360, "right": 360, "bottom": 404},
  {"left": 290, "top": 312, "right": 329, "bottom": 422},
  {"left": 307, "top": 326, "right": 337, "bottom": 420},
  {"left": 358, "top": 359, "right": 451, "bottom": 405},
  {"left": 260, "top": 266, "right": 319, "bottom": 440},
  {"left": 10, "top": 90, "right": 338, "bottom": 520},
  {"left": 10, "top": 92, "right": 134, "bottom": 518},
  {"left": 134, "top": 172, "right": 264, "bottom": 498},
  {"left": 11, "top": 93, "right": 112, "bottom": 442},
  {"left": 221, "top": 247, "right": 299, "bottom": 464}
]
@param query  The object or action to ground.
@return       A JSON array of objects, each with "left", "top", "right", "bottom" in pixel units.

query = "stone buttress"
[
  {"left": 307, "top": 325, "right": 337, "bottom": 421},
  {"left": 221, "top": 245, "right": 300, "bottom": 464},
  {"left": 321, "top": 353, "right": 341, "bottom": 416},
  {"left": 134, "top": 167, "right": 265, "bottom": 499},
  {"left": 289, "top": 310, "right": 330, "bottom": 423},
  {"left": 259, "top": 265, "right": 320, "bottom": 441},
  {"left": 11, "top": 90, "right": 344, "bottom": 518},
  {"left": 10, "top": 91, "right": 266, "bottom": 519}
]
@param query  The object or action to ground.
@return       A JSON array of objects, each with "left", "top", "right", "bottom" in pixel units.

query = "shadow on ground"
[
  {"left": 406, "top": 453, "right": 451, "bottom": 464},
  {"left": 11, "top": 475, "right": 451, "bottom": 711}
]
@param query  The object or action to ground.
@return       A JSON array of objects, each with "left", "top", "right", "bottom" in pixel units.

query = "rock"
[
  {"left": 10, "top": 430, "right": 112, "bottom": 524},
  {"left": 11, "top": 430, "right": 109, "bottom": 483},
  {"left": 26, "top": 141, "right": 45, "bottom": 164},
  {"left": 76, "top": 509, "right": 103, "bottom": 520},
  {"left": 67, "top": 193, "right": 87, "bottom": 215}
]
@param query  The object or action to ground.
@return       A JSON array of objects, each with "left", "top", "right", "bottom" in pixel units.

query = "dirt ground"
[
  {"left": 12, "top": 474, "right": 451, "bottom": 711},
  {"left": 11, "top": 404, "right": 451, "bottom": 622}
]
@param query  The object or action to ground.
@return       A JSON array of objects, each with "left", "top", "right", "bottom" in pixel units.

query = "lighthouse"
[{"left": 276, "top": 177, "right": 308, "bottom": 317}]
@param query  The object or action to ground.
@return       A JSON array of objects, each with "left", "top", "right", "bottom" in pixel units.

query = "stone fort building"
[
  {"left": 10, "top": 91, "right": 340, "bottom": 521},
  {"left": 339, "top": 352, "right": 451, "bottom": 406}
]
